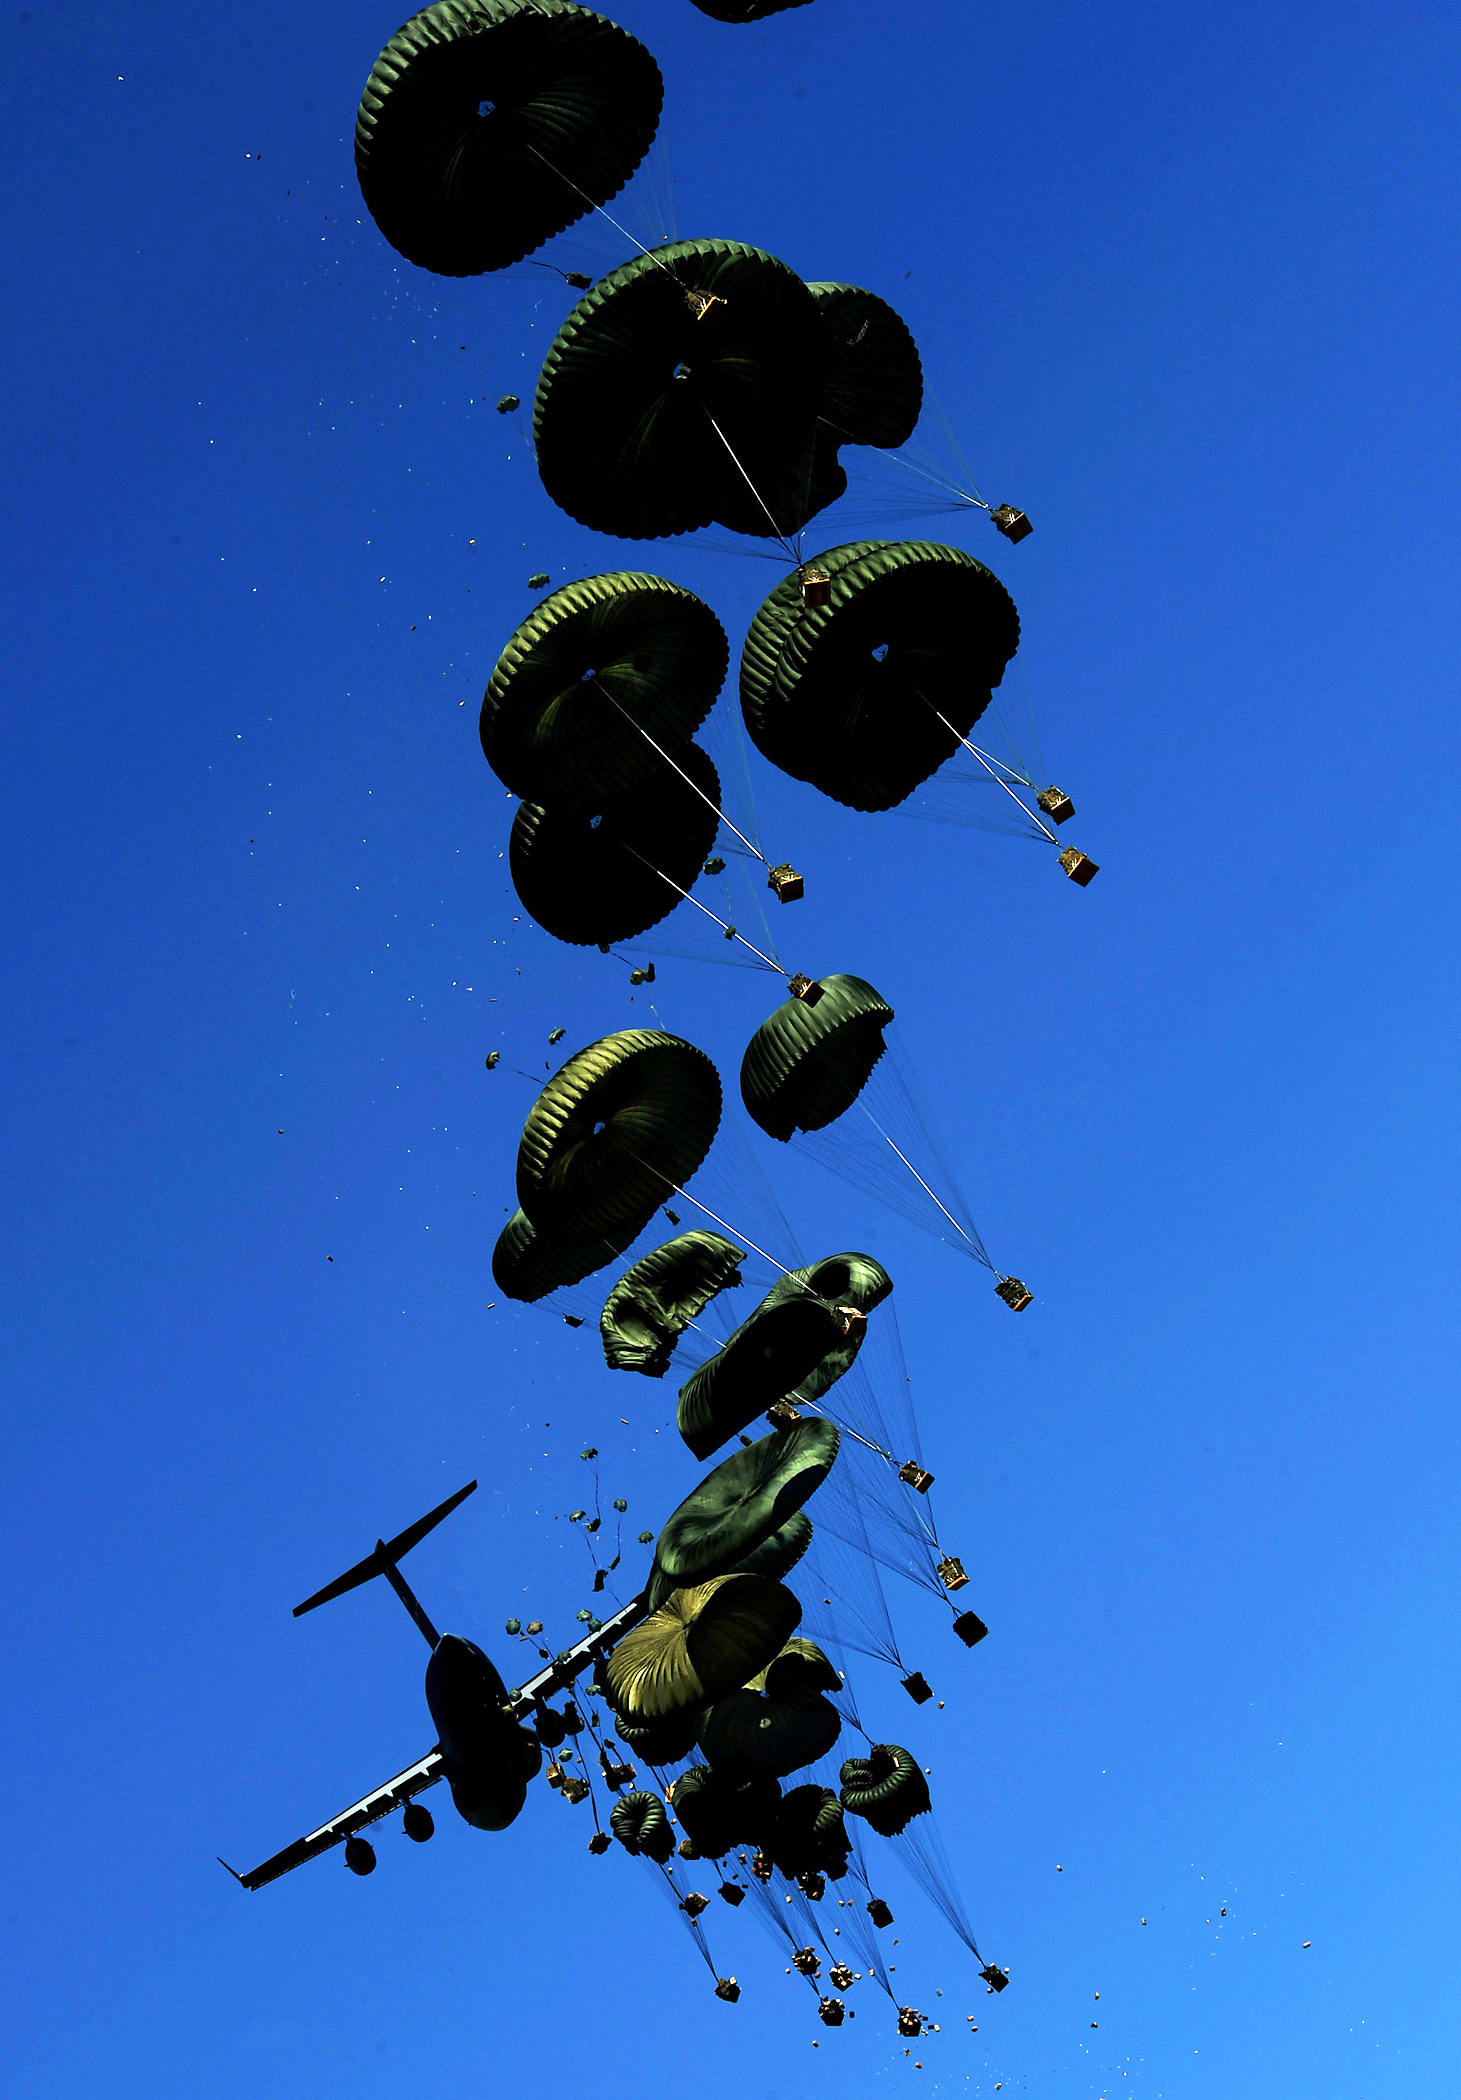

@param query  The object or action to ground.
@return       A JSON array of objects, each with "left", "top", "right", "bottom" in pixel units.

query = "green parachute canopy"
[
  {"left": 481, "top": 573, "right": 727, "bottom": 808},
  {"left": 605, "top": 1573, "right": 802, "bottom": 1718},
  {"left": 770, "top": 1252, "right": 893, "bottom": 1409},
  {"left": 516, "top": 1029, "right": 722, "bottom": 1241},
  {"left": 355, "top": 0, "right": 663, "bottom": 277},
  {"left": 799, "top": 284, "right": 924, "bottom": 515},
  {"left": 509, "top": 744, "right": 722, "bottom": 948},
  {"left": 839, "top": 1742, "right": 931, "bottom": 1837},
  {"left": 740, "top": 975, "right": 893, "bottom": 1144},
  {"left": 533, "top": 239, "right": 829, "bottom": 539},
  {"left": 609, "top": 1789, "right": 675, "bottom": 1861},
  {"left": 601, "top": 1231, "right": 746, "bottom": 1376},
  {"left": 656, "top": 1419, "right": 841, "bottom": 1584},
  {"left": 490, "top": 1206, "right": 642, "bottom": 1302},
  {"left": 646, "top": 1508, "right": 813, "bottom": 1612},
  {"left": 676, "top": 1288, "right": 854, "bottom": 1460},
  {"left": 768, "top": 1782, "right": 849, "bottom": 1876},
  {"left": 671, "top": 1761, "right": 781, "bottom": 1857},
  {"left": 612, "top": 1703, "right": 702, "bottom": 1767},
  {"left": 697, "top": 1638, "right": 843, "bottom": 1777},
  {"left": 741, "top": 541, "right": 1020, "bottom": 811}
]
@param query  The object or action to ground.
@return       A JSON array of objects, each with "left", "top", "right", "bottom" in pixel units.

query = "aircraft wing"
[{"left": 220, "top": 1748, "right": 446, "bottom": 1891}]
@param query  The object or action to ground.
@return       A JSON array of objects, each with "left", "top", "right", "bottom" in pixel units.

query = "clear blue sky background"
[{"left": 2, "top": 1, "right": 1458, "bottom": 2094}]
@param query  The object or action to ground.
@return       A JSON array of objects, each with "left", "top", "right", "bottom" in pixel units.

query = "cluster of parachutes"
[{"left": 346, "top": 0, "right": 1047, "bottom": 2027}]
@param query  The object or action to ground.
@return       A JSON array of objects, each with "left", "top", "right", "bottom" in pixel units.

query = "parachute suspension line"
[
  {"left": 910, "top": 685, "right": 1057, "bottom": 843},
  {"left": 699, "top": 405, "right": 805, "bottom": 568},
  {"left": 612, "top": 838, "right": 786, "bottom": 977},
  {"left": 589, "top": 677, "right": 770, "bottom": 869},
  {"left": 615, "top": 1151, "right": 800, "bottom": 1291},
  {"left": 521, "top": 142, "right": 680, "bottom": 282},
  {"left": 857, "top": 1105, "right": 994, "bottom": 1274}
]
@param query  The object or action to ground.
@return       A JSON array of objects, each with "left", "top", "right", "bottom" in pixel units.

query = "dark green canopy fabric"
[
  {"left": 697, "top": 1639, "right": 843, "bottom": 1777},
  {"left": 740, "top": 541, "right": 1021, "bottom": 812},
  {"left": 768, "top": 1783, "right": 849, "bottom": 1876},
  {"left": 645, "top": 1509, "right": 812, "bottom": 1614},
  {"left": 839, "top": 1742, "right": 931, "bottom": 1837},
  {"left": 656, "top": 1419, "right": 840, "bottom": 1584},
  {"left": 490, "top": 1207, "right": 642, "bottom": 1302},
  {"left": 609, "top": 1789, "right": 674, "bottom": 1861},
  {"left": 516, "top": 1029, "right": 722, "bottom": 1240},
  {"left": 794, "top": 283, "right": 924, "bottom": 517},
  {"left": 481, "top": 573, "right": 727, "bottom": 808},
  {"left": 754, "top": 1251, "right": 893, "bottom": 1410},
  {"left": 670, "top": 1762, "right": 781, "bottom": 1857},
  {"left": 605, "top": 1573, "right": 802, "bottom": 1718},
  {"left": 612, "top": 1703, "right": 702, "bottom": 1767},
  {"left": 509, "top": 743, "right": 722, "bottom": 948},
  {"left": 726, "top": 1511, "right": 813, "bottom": 1583},
  {"left": 677, "top": 1291, "right": 850, "bottom": 1459},
  {"left": 355, "top": 0, "right": 663, "bottom": 277},
  {"left": 601, "top": 1230, "right": 746, "bottom": 1376},
  {"left": 740, "top": 975, "right": 893, "bottom": 1144},
  {"left": 533, "top": 238, "right": 830, "bottom": 539}
]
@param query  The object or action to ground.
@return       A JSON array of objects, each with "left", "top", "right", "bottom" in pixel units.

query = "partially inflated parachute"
[
  {"left": 601, "top": 1231, "right": 746, "bottom": 1375},
  {"left": 655, "top": 1420, "right": 840, "bottom": 1583},
  {"left": 490, "top": 1206, "right": 640, "bottom": 1302},
  {"left": 355, "top": 0, "right": 663, "bottom": 276}
]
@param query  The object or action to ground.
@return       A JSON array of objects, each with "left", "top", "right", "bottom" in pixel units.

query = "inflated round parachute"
[
  {"left": 798, "top": 284, "right": 924, "bottom": 516},
  {"left": 355, "top": 0, "right": 663, "bottom": 277},
  {"left": 768, "top": 1783, "right": 849, "bottom": 1876},
  {"left": 839, "top": 1742, "right": 931, "bottom": 1837},
  {"left": 481, "top": 574, "right": 727, "bottom": 807},
  {"left": 741, "top": 975, "right": 893, "bottom": 1144},
  {"left": 605, "top": 1572, "right": 801, "bottom": 1718},
  {"left": 601, "top": 1230, "right": 746, "bottom": 1376},
  {"left": 516, "top": 1029, "right": 722, "bottom": 1241},
  {"left": 533, "top": 239, "right": 829, "bottom": 539},
  {"left": 671, "top": 1762, "right": 781, "bottom": 1858},
  {"left": 697, "top": 1638, "right": 842, "bottom": 1777},
  {"left": 656, "top": 1419, "right": 840, "bottom": 1584},
  {"left": 609, "top": 1789, "right": 674, "bottom": 1861},
  {"left": 741, "top": 542, "right": 1021, "bottom": 811},
  {"left": 676, "top": 1288, "right": 854, "bottom": 1459},
  {"left": 509, "top": 744, "right": 722, "bottom": 947},
  {"left": 490, "top": 1206, "right": 642, "bottom": 1302}
]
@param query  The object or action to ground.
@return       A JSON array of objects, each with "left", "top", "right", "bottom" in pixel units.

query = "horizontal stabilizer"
[{"left": 293, "top": 1480, "right": 477, "bottom": 1618}]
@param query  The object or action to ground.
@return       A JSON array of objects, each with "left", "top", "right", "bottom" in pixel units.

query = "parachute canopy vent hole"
[
  {"left": 871, "top": 643, "right": 889, "bottom": 662},
  {"left": 477, "top": 100, "right": 495, "bottom": 117}
]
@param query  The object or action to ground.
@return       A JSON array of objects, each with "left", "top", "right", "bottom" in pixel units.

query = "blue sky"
[{"left": 2, "top": 1, "right": 1459, "bottom": 2094}]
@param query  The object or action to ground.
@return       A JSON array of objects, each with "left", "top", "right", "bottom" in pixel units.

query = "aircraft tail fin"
[{"left": 292, "top": 1481, "right": 477, "bottom": 1619}]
